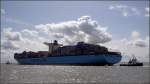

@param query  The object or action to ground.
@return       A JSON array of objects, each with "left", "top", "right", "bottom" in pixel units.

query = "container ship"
[{"left": 14, "top": 40, "right": 122, "bottom": 65}]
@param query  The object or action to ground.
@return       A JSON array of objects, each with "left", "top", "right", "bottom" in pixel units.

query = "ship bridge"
[{"left": 44, "top": 40, "right": 63, "bottom": 54}]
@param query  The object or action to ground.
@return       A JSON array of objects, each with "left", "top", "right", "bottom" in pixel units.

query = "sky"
[{"left": 1, "top": 1, "right": 149, "bottom": 63}]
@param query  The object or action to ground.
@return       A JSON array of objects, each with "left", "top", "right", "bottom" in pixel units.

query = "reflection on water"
[{"left": 1, "top": 64, "right": 149, "bottom": 84}]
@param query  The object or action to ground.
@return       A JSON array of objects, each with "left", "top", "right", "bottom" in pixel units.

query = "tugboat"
[{"left": 120, "top": 55, "right": 143, "bottom": 66}]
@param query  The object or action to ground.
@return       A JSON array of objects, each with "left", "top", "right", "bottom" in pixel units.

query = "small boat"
[{"left": 120, "top": 55, "right": 143, "bottom": 66}]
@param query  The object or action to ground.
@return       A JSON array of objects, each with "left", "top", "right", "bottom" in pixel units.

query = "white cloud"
[
  {"left": 131, "top": 31, "right": 140, "bottom": 40},
  {"left": 104, "top": 40, "right": 149, "bottom": 62},
  {"left": 35, "top": 24, "right": 49, "bottom": 33},
  {"left": 145, "top": 7, "right": 149, "bottom": 17},
  {"left": 122, "top": 31, "right": 148, "bottom": 48},
  {"left": 1, "top": 9, "right": 5, "bottom": 14},
  {"left": 3, "top": 28, "right": 22, "bottom": 41},
  {"left": 21, "top": 29, "right": 39, "bottom": 38},
  {"left": 146, "top": 36, "right": 149, "bottom": 46},
  {"left": 120, "top": 38, "right": 128, "bottom": 43},
  {"left": 1, "top": 27, "right": 48, "bottom": 63},
  {"left": 134, "top": 39, "right": 147, "bottom": 47},
  {"left": 36, "top": 16, "right": 112, "bottom": 45},
  {"left": 1, "top": 28, "right": 22, "bottom": 50},
  {"left": 146, "top": 36, "right": 149, "bottom": 42},
  {"left": 104, "top": 31, "right": 149, "bottom": 62},
  {"left": 1, "top": 41, "right": 19, "bottom": 50},
  {"left": 108, "top": 4, "right": 140, "bottom": 17}
]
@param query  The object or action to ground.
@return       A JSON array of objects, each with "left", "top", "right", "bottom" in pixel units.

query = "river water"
[{"left": 0, "top": 64, "right": 149, "bottom": 84}]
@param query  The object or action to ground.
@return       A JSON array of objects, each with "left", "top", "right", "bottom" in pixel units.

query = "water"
[{"left": 1, "top": 64, "right": 149, "bottom": 84}]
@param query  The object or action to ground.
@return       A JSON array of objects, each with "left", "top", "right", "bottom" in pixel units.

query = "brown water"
[{"left": 0, "top": 64, "right": 149, "bottom": 84}]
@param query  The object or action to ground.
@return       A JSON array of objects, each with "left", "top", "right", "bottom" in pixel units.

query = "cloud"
[
  {"left": 36, "top": 16, "right": 112, "bottom": 45},
  {"left": 21, "top": 29, "right": 39, "bottom": 38},
  {"left": 1, "top": 27, "right": 48, "bottom": 63},
  {"left": 35, "top": 24, "right": 49, "bottom": 33},
  {"left": 131, "top": 30, "right": 140, "bottom": 40},
  {"left": 146, "top": 36, "right": 149, "bottom": 42},
  {"left": 104, "top": 31, "right": 149, "bottom": 62},
  {"left": 3, "top": 28, "right": 22, "bottom": 41},
  {"left": 1, "top": 41, "right": 19, "bottom": 50},
  {"left": 121, "top": 31, "right": 148, "bottom": 47},
  {"left": 1, "top": 9, "right": 5, "bottom": 14},
  {"left": 120, "top": 38, "right": 128, "bottom": 44},
  {"left": 108, "top": 4, "right": 140, "bottom": 17},
  {"left": 1, "top": 28, "right": 22, "bottom": 50},
  {"left": 130, "top": 31, "right": 148, "bottom": 47},
  {"left": 104, "top": 39, "right": 149, "bottom": 62},
  {"left": 133, "top": 39, "right": 147, "bottom": 47},
  {"left": 1, "top": 27, "right": 46, "bottom": 51},
  {"left": 145, "top": 7, "right": 149, "bottom": 17}
]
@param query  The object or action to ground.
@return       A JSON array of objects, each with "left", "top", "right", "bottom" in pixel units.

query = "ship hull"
[{"left": 15, "top": 55, "right": 122, "bottom": 65}]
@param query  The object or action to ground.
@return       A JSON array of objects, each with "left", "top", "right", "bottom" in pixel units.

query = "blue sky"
[
  {"left": 1, "top": 1, "right": 149, "bottom": 63},
  {"left": 1, "top": 1, "right": 149, "bottom": 39}
]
